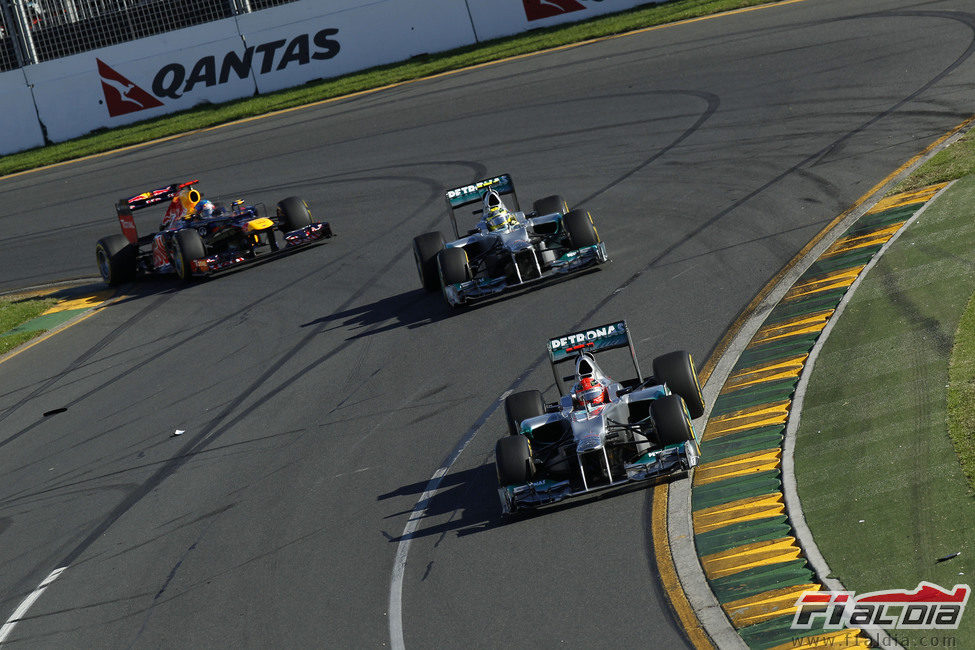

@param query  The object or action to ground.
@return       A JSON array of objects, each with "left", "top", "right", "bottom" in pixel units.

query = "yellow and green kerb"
[
  {"left": 0, "top": 284, "right": 115, "bottom": 357},
  {"left": 691, "top": 184, "right": 947, "bottom": 649}
]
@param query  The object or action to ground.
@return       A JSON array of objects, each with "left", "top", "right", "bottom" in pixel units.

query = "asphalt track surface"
[{"left": 1, "top": 0, "right": 974, "bottom": 646}]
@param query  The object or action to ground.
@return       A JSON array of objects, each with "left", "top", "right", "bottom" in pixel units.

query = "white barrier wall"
[
  {"left": 0, "top": 70, "right": 46, "bottom": 152},
  {"left": 3, "top": 0, "right": 664, "bottom": 155},
  {"left": 10, "top": 0, "right": 476, "bottom": 152},
  {"left": 237, "top": 0, "right": 475, "bottom": 95},
  {"left": 466, "top": 0, "right": 665, "bottom": 42},
  {"left": 25, "top": 19, "right": 250, "bottom": 144}
]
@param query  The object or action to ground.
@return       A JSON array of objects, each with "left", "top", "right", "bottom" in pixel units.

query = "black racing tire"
[
  {"left": 276, "top": 196, "right": 313, "bottom": 233},
  {"left": 652, "top": 350, "right": 705, "bottom": 419},
  {"left": 504, "top": 390, "right": 545, "bottom": 436},
  {"left": 95, "top": 234, "right": 136, "bottom": 285},
  {"left": 437, "top": 247, "right": 471, "bottom": 287},
  {"left": 496, "top": 435, "right": 535, "bottom": 486},
  {"left": 532, "top": 194, "right": 567, "bottom": 217},
  {"left": 562, "top": 208, "right": 600, "bottom": 248},
  {"left": 173, "top": 228, "right": 206, "bottom": 281},
  {"left": 651, "top": 394, "right": 694, "bottom": 446},
  {"left": 413, "top": 231, "right": 445, "bottom": 292}
]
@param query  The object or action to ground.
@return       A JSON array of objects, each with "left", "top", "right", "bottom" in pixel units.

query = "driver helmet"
[
  {"left": 483, "top": 190, "right": 513, "bottom": 232},
  {"left": 194, "top": 200, "right": 215, "bottom": 218},
  {"left": 572, "top": 377, "right": 608, "bottom": 410}
]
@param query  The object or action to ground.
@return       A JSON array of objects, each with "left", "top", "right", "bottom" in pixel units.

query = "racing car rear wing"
[
  {"left": 444, "top": 174, "right": 521, "bottom": 239},
  {"left": 547, "top": 320, "right": 644, "bottom": 395},
  {"left": 115, "top": 179, "right": 200, "bottom": 243}
]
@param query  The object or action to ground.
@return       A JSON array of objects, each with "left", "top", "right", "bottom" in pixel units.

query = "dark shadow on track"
[
  {"left": 300, "top": 266, "right": 605, "bottom": 339},
  {"left": 380, "top": 462, "right": 686, "bottom": 542}
]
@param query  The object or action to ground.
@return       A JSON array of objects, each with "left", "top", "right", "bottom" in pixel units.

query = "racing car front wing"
[
  {"left": 498, "top": 440, "right": 698, "bottom": 515},
  {"left": 189, "top": 222, "right": 333, "bottom": 276},
  {"left": 444, "top": 242, "right": 608, "bottom": 307}
]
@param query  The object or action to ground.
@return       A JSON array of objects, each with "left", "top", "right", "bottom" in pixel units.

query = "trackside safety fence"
[
  {"left": 0, "top": 0, "right": 298, "bottom": 71},
  {"left": 0, "top": 0, "right": 666, "bottom": 155}
]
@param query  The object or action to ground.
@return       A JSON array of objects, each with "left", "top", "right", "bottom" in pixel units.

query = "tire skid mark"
[
  {"left": 0, "top": 168, "right": 483, "bottom": 644},
  {"left": 0, "top": 292, "right": 177, "bottom": 447},
  {"left": 389, "top": 88, "right": 724, "bottom": 648}
]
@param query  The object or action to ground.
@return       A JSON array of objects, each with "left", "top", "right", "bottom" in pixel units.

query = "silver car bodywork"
[
  {"left": 442, "top": 215, "right": 608, "bottom": 306},
  {"left": 497, "top": 321, "right": 702, "bottom": 515},
  {"left": 439, "top": 174, "right": 608, "bottom": 307}
]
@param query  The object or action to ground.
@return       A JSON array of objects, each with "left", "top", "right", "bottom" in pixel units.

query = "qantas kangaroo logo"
[
  {"left": 522, "top": 0, "right": 587, "bottom": 21},
  {"left": 97, "top": 58, "right": 163, "bottom": 117},
  {"left": 94, "top": 28, "right": 340, "bottom": 119}
]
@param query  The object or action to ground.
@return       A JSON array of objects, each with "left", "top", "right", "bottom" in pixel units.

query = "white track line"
[
  {"left": 388, "top": 391, "right": 509, "bottom": 650},
  {"left": 0, "top": 567, "right": 67, "bottom": 645}
]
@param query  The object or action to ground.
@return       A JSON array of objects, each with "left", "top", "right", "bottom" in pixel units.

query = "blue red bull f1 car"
[{"left": 95, "top": 179, "right": 333, "bottom": 284}]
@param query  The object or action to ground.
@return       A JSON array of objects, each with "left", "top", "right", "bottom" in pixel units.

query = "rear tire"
[
  {"left": 276, "top": 196, "right": 313, "bottom": 232},
  {"left": 563, "top": 209, "right": 600, "bottom": 248},
  {"left": 652, "top": 394, "right": 694, "bottom": 446},
  {"left": 173, "top": 228, "right": 206, "bottom": 281},
  {"left": 95, "top": 234, "right": 136, "bottom": 285},
  {"left": 413, "top": 232, "right": 445, "bottom": 292},
  {"left": 496, "top": 435, "right": 534, "bottom": 486},
  {"left": 652, "top": 351, "right": 705, "bottom": 419},
  {"left": 532, "top": 195, "right": 566, "bottom": 217},
  {"left": 504, "top": 390, "right": 545, "bottom": 435}
]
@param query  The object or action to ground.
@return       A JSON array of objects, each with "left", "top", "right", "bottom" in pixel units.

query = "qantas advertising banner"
[
  {"left": 3, "top": 0, "right": 475, "bottom": 153},
  {"left": 0, "top": 0, "right": 662, "bottom": 155}
]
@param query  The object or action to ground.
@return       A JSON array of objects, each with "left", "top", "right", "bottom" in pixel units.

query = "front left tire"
[
  {"left": 276, "top": 196, "right": 313, "bottom": 232},
  {"left": 562, "top": 209, "right": 600, "bottom": 248},
  {"left": 651, "top": 394, "right": 694, "bottom": 446},
  {"left": 496, "top": 435, "right": 535, "bottom": 486},
  {"left": 413, "top": 231, "right": 445, "bottom": 292},
  {"left": 437, "top": 247, "right": 471, "bottom": 307},
  {"left": 652, "top": 351, "right": 705, "bottom": 419},
  {"left": 172, "top": 228, "right": 206, "bottom": 281}
]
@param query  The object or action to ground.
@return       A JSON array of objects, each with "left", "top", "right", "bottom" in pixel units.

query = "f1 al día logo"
[
  {"left": 97, "top": 28, "right": 340, "bottom": 118},
  {"left": 523, "top": 0, "right": 605, "bottom": 21},
  {"left": 793, "top": 582, "right": 970, "bottom": 630}
]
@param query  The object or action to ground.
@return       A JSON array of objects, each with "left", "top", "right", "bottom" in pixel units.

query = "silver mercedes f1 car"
[
  {"left": 494, "top": 320, "right": 705, "bottom": 515},
  {"left": 412, "top": 174, "right": 608, "bottom": 307}
]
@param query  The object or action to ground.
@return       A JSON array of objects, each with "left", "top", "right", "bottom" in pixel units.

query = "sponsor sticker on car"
[{"left": 548, "top": 321, "right": 628, "bottom": 362}]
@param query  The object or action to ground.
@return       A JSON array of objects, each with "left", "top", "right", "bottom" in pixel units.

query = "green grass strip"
[
  {"left": 794, "top": 175, "right": 975, "bottom": 648},
  {"left": 947, "top": 286, "right": 975, "bottom": 489},
  {"left": 0, "top": 294, "right": 57, "bottom": 356},
  {"left": 891, "top": 129, "right": 975, "bottom": 195},
  {"left": 0, "top": 0, "right": 785, "bottom": 177}
]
